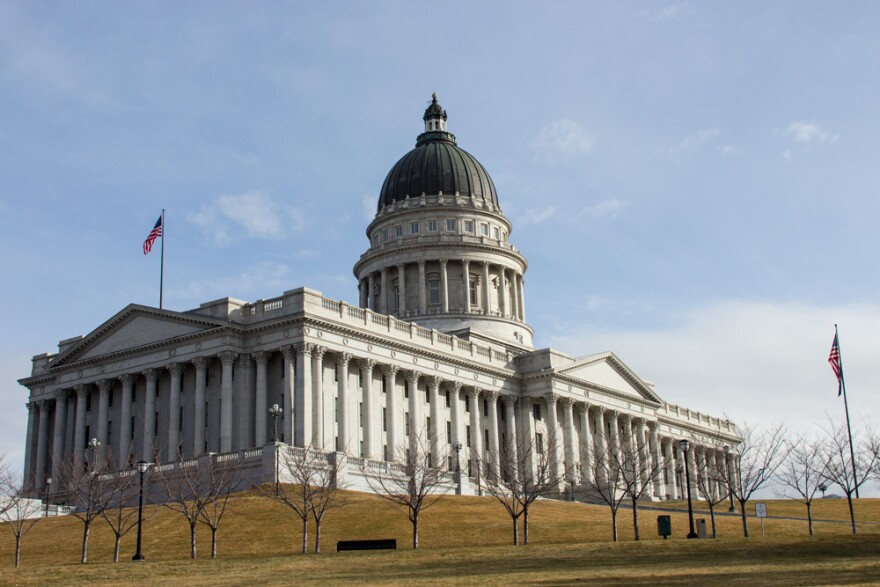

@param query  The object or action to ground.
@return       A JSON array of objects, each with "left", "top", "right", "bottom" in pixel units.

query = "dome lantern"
[{"left": 423, "top": 93, "right": 448, "bottom": 132}]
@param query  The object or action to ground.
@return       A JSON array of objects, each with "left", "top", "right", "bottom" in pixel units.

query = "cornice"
[{"left": 353, "top": 239, "right": 528, "bottom": 276}]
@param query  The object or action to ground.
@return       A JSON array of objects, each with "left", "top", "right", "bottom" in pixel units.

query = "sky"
[{"left": 1, "top": 1, "right": 878, "bottom": 492}]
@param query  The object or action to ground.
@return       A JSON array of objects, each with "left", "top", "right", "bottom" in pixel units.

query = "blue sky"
[{"left": 2, "top": 2, "right": 878, "bottom": 487}]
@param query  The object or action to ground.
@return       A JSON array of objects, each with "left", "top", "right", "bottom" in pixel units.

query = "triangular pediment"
[
  {"left": 50, "top": 304, "right": 228, "bottom": 367},
  {"left": 559, "top": 352, "right": 662, "bottom": 404}
]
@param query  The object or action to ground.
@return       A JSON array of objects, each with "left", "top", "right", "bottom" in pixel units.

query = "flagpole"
[
  {"left": 836, "top": 324, "right": 859, "bottom": 499},
  {"left": 159, "top": 209, "right": 165, "bottom": 310}
]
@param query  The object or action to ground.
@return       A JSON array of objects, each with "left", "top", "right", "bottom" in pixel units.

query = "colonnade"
[{"left": 358, "top": 259, "right": 526, "bottom": 321}]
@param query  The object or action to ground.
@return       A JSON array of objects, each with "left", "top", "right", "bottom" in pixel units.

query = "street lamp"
[
  {"left": 818, "top": 483, "right": 827, "bottom": 498},
  {"left": 679, "top": 439, "right": 698, "bottom": 539},
  {"left": 452, "top": 441, "right": 462, "bottom": 494},
  {"left": 270, "top": 404, "right": 283, "bottom": 443},
  {"left": 132, "top": 460, "right": 149, "bottom": 562},
  {"left": 88, "top": 438, "right": 101, "bottom": 473},
  {"left": 43, "top": 477, "right": 52, "bottom": 518},
  {"left": 724, "top": 445, "right": 736, "bottom": 513}
]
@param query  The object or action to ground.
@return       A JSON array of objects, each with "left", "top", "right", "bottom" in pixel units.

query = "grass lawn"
[{"left": 0, "top": 491, "right": 877, "bottom": 585}]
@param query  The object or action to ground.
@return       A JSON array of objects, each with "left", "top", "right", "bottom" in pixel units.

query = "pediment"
[
  {"left": 50, "top": 305, "right": 227, "bottom": 367},
  {"left": 559, "top": 352, "right": 662, "bottom": 404}
]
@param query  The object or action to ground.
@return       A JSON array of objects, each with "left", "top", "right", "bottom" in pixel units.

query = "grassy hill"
[{"left": 0, "top": 490, "right": 878, "bottom": 585}]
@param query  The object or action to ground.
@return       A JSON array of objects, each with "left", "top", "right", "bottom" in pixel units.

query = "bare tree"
[
  {"left": 776, "top": 432, "right": 824, "bottom": 536},
  {"left": 60, "top": 447, "right": 116, "bottom": 564},
  {"left": 361, "top": 429, "right": 450, "bottom": 549},
  {"left": 0, "top": 458, "right": 42, "bottom": 568},
  {"left": 581, "top": 442, "right": 628, "bottom": 542},
  {"left": 259, "top": 445, "right": 346, "bottom": 554},
  {"left": 618, "top": 426, "right": 665, "bottom": 541},
  {"left": 156, "top": 455, "right": 241, "bottom": 559},
  {"left": 483, "top": 433, "right": 565, "bottom": 545},
  {"left": 99, "top": 468, "right": 142, "bottom": 562},
  {"left": 727, "top": 423, "right": 786, "bottom": 538},
  {"left": 820, "top": 423, "right": 880, "bottom": 534},
  {"left": 693, "top": 443, "right": 730, "bottom": 539}
]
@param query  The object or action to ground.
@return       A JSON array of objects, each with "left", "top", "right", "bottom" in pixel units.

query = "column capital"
[
  {"left": 418, "top": 259, "right": 425, "bottom": 268},
  {"left": 606, "top": 408, "right": 618, "bottom": 420},
  {"left": 192, "top": 356, "right": 209, "bottom": 370},
  {"left": 452, "top": 381, "right": 463, "bottom": 393},
  {"left": 280, "top": 345, "right": 295, "bottom": 362},
  {"left": 336, "top": 352, "right": 352, "bottom": 368},
  {"left": 254, "top": 350, "right": 270, "bottom": 365},
  {"left": 407, "top": 370, "right": 422, "bottom": 384},
  {"left": 54, "top": 389, "right": 68, "bottom": 402},
  {"left": 482, "top": 389, "right": 500, "bottom": 402},
  {"left": 142, "top": 368, "right": 159, "bottom": 383},
  {"left": 236, "top": 353, "right": 252, "bottom": 367},
  {"left": 312, "top": 345, "right": 327, "bottom": 360},
  {"left": 429, "top": 375, "right": 442, "bottom": 391},
  {"left": 396, "top": 263, "right": 405, "bottom": 271},
  {"left": 466, "top": 386, "right": 481, "bottom": 400},
  {"left": 560, "top": 396, "right": 574, "bottom": 409},
  {"left": 167, "top": 363, "right": 185, "bottom": 377},
  {"left": 439, "top": 258, "right": 448, "bottom": 267},
  {"left": 96, "top": 379, "right": 112, "bottom": 393},
  {"left": 218, "top": 351, "right": 238, "bottom": 366},
  {"left": 74, "top": 383, "right": 88, "bottom": 397},
  {"left": 381, "top": 363, "right": 399, "bottom": 378},
  {"left": 502, "top": 394, "right": 517, "bottom": 408},
  {"left": 118, "top": 373, "right": 134, "bottom": 386},
  {"left": 543, "top": 392, "right": 560, "bottom": 406},
  {"left": 359, "top": 358, "right": 377, "bottom": 373},
  {"left": 482, "top": 260, "right": 490, "bottom": 268},
  {"left": 576, "top": 402, "right": 590, "bottom": 415},
  {"left": 294, "top": 342, "right": 314, "bottom": 357},
  {"left": 647, "top": 419, "right": 659, "bottom": 432}
]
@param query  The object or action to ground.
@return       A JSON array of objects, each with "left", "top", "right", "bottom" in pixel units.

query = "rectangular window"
[
  {"left": 469, "top": 280, "right": 478, "bottom": 305},
  {"left": 130, "top": 417, "right": 135, "bottom": 440},
  {"left": 484, "top": 428, "right": 489, "bottom": 448},
  {"left": 132, "top": 387, "right": 137, "bottom": 403},
  {"left": 394, "top": 225, "right": 403, "bottom": 238},
  {"left": 445, "top": 390, "right": 450, "bottom": 407},
  {"left": 425, "top": 389, "right": 430, "bottom": 403},
  {"left": 447, "top": 421, "right": 451, "bottom": 442},
  {"left": 383, "top": 407, "right": 387, "bottom": 432},
  {"left": 427, "top": 220, "right": 438, "bottom": 232},
  {"left": 84, "top": 425, "right": 90, "bottom": 448},
  {"left": 86, "top": 393, "right": 92, "bottom": 412},
  {"left": 382, "top": 229, "right": 389, "bottom": 242},
  {"left": 179, "top": 407, "right": 184, "bottom": 432},
  {"left": 446, "top": 219, "right": 456, "bottom": 232},
  {"left": 410, "top": 222, "right": 419, "bottom": 234},
  {"left": 107, "top": 423, "right": 112, "bottom": 447},
  {"left": 536, "top": 433, "right": 544, "bottom": 453},
  {"left": 404, "top": 381, "right": 409, "bottom": 399},
  {"left": 360, "top": 403, "right": 363, "bottom": 428},
  {"left": 405, "top": 416, "right": 410, "bottom": 436},
  {"left": 533, "top": 404, "right": 542, "bottom": 421},
  {"left": 428, "top": 280, "right": 440, "bottom": 305},
  {"left": 109, "top": 391, "right": 114, "bottom": 407},
  {"left": 483, "top": 399, "right": 488, "bottom": 417},
  {"left": 464, "top": 220, "right": 474, "bottom": 233},
  {"left": 466, "top": 425, "right": 471, "bottom": 447},
  {"left": 493, "top": 227, "right": 499, "bottom": 239},
  {"left": 154, "top": 412, "right": 159, "bottom": 436},
  {"left": 373, "top": 234, "right": 379, "bottom": 247},
  {"left": 480, "top": 223, "right": 489, "bottom": 236}
]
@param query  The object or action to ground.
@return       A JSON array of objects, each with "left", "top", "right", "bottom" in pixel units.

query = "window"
[
  {"left": 383, "top": 407, "right": 387, "bottom": 432},
  {"left": 405, "top": 416, "right": 410, "bottom": 436},
  {"left": 410, "top": 222, "right": 419, "bottom": 234},
  {"left": 536, "top": 433, "right": 544, "bottom": 453},
  {"left": 533, "top": 404, "right": 542, "bottom": 421},
  {"left": 447, "top": 421, "right": 451, "bottom": 442},
  {"left": 445, "top": 390, "right": 450, "bottom": 407},
  {"left": 446, "top": 219, "right": 456, "bottom": 232},
  {"left": 428, "top": 279, "right": 440, "bottom": 305},
  {"left": 394, "top": 225, "right": 403, "bottom": 238},
  {"left": 469, "top": 278, "right": 478, "bottom": 305},
  {"left": 392, "top": 284, "right": 400, "bottom": 312},
  {"left": 107, "top": 423, "right": 112, "bottom": 447},
  {"left": 480, "top": 223, "right": 489, "bottom": 236},
  {"left": 86, "top": 393, "right": 92, "bottom": 412},
  {"left": 382, "top": 229, "right": 388, "bottom": 242},
  {"left": 428, "top": 220, "right": 438, "bottom": 232},
  {"left": 404, "top": 381, "right": 409, "bottom": 398},
  {"left": 466, "top": 425, "right": 471, "bottom": 447},
  {"left": 464, "top": 220, "right": 474, "bottom": 233},
  {"left": 493, "top": 227, "right": 499, "bottom": 239},
  {"left": 373, "top": 234, "right": 379, "bottom": 246},
  {"left": 483, "top": 399, "right": 488, "bottom": 416}
]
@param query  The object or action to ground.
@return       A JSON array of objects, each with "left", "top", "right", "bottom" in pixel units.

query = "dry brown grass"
[{"left": 0, "top": 490, "right": 877, "bottom": 585}]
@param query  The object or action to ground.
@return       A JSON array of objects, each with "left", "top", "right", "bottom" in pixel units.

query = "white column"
[
  {"left": 192, "top": 357, "right": 207, "bottom": 455},
  {"left": 254, "top": 351, "right": 269, "bottom": 447},
  {"left": 418, "top": 260, "right": 427, "bottom": 315},
  {"left": 482, "top": 261, "right": 491, "bottom": 314},
  {"left": 219, "top": 352, "right": 237, "bottom": 453},
  {"left": 407, "top": 370, "right": 422, "bottom": 456},
  {"left": 429, "top": 376, "right": 442, "bottom": 462},
  {"left": 311, "top": 346, "right": 326, "bottom": 449},
  {"left": 336, "top": 353, "right": 352, "bottom": 453},
  {"left": 510, "top": 272, "right": 521, "bottom": 321},
  {"left": 233, "top": 354, "right": 253, "bottom": 451},
  {"left": 167, "top": 364, "right": 183, "bottom": 460},
  {"left": 280, "top": 347, "right": 295, "bottom": 444},
  {"left": 359, "top": 278, "right": 368, "bottom": 308},
  {"left": 663, "top": 438, "right": 676, "bottom": 499},
  {"left": 118, "top": 375, "right": 133, "bottom": 467},
  {"left": 636, "top": 418, "right": 653, "bottom": 499},
  {"left": 503, "top": 395, "right": 518, "bottom": 480},
  {"left": 368, "top": 273, "right": 376, "bottom": 311},
  {"left": 450, "top": 382, "right": 463, "bottom": 451},
  {"left": 592, "top": 407, "right": 606, "bottom": 482},
  {"left": 397, "top": 263, "right": 406, "bottom": 315},
  {"left": 360, "top": 359, "right": 377, "bottom": 458},
  {"left": 440, "top": 259, "right": 449, "bottom": 312},
  {"left": 50, "top": 391, "right": 67, "bottom": 487},
  {"left": 96, "top": 379, "right": 111, "bottom": 463},
  {"left": 35, "top": 400, "right": 51, "bottom": 489},
  {"left": 606, "top": 409, "right": 620, "bottom": 472},
  {"left": 518, "top": 275, "right": 526, "bottom": 322},
  {"left": 383, "top": 364, "right": 400, "bottom": 459},
  {"left": 544, "top": 393, "right": 562, "bottom": 482},
  {"left": 576, "top": 403, "right": 593, "bottom": 484},
  {"left": 380, "top": 269, "right": 388, "bottom": 314},
  {"left": 687, "top": 444, "right": 698, "bottom": 500},
  {"left": 485, "top": 390, "right": 500, "bottom": 478},
  {"left": 621, "top": 414, "right": 639, "bottom": 493},
  {"left": 648, "top": 422, "right": 663, "bottom": 497},
  {"left": 519, "top": 396, "right": 536, "bottom": 480},
  {"left": 562, "top": 397, "right": 577, "bottom": 484},
  {"left": 142, "top": 371, "right": 158, "bottom": 461},
  {"left": 467, "top": 387, "right": 482, "bottom": 477},
  {"left": 73, "top": 384, "right": 89, "bottom": 467},
  {"left": 23, "top": 402, "right": 36, "bottom": 489},
  {"left": 294, "top": 343, "right": 313, "bottom": 447},
  {"left": 499, "top": 267, "right": 507, "bottom": 317},
  {"left": 462, "top": 260, "right": 471, "bottom": 313}
]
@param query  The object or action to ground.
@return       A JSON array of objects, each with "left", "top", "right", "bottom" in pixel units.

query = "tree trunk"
[
  {"left": 412, "top": 511, "right": 419, "bottom": 549},
  {"left": 806, "top": 501, "right": 813, "bottom": 536},
  {"left": 81, "top": 521, "right": 90, "bottom": 564},
  {"left": 211, "top": 527, "right": 218, "bottom": 559},
  {"left": 709, "top": 504, "right": 717, "bottom": 538},
  {"left": 612, "top": 509, "right": 618, "bottom": 542},
  {"left": 512, "top": 516, "right": 518, "bottom": 545},
  {"left": 190, "top": 523, "right": 198, "bottom": 559},
  {"left": 847, "top": 492, "right": 857, "bottom": 535},
  {"left": 632, "top": 497, "right": 640, "bottom": 541},
  {"left": 114, "top": 535, "right": 121, "bottom": 562},
  {"left": 740, "top": 501, "right": 749, "bottom": 537},
  {"left": 523, "top": 506, "right": 530, "bottom": 545},
  {"left": 302, "top": 516, "right": 309, "bottom": 554},
  {"left": 315, "top": 520, "right": 321, "bottom": 554},
  {"left": 15, "top": 535, "right": 21, "bottom": 568}
]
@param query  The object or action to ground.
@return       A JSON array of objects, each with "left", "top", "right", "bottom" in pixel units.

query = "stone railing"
[
  {"left": 658, "top": 402, "right": 738, "bottom": 436},
  {"left": 361, "top": 233, "right": 521, "bottom": 259}
]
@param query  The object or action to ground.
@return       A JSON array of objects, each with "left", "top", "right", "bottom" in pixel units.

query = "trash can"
[
  {"left": 657, "top": 515, "right": 672, "bottom": 539},
  {"left": 696, "top": 518, "right": 707, "bottom": 539}
]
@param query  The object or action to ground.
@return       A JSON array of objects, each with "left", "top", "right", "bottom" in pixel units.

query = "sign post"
[{"left": 755, "top": 503, "right": 767, "bottom": 539}]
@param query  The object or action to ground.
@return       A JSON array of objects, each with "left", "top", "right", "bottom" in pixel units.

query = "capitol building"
[{"left": 19, "top": 96, "right": 739, "bottom": 501}]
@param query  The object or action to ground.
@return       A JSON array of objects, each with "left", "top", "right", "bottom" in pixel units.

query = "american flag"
[
  {"left": 143, "top": 215, "right": 163, "bottom": 255},
  {"left": 828, "top": 332, "right": 843, "bottom": 397}
]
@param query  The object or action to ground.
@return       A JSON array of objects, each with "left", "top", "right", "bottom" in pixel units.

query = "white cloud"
[
  {"left": 784, "top": 121, "right": 836, "bottom": 145},
  {"left": 670, "top": 128, "right": 719, "bottom": 156},
  {"left": 720, "top": 144, "right": 737, "bottom": 155},
  {"left": 188, "top": 191, "right": 305, "bottom": 245},
  {"left": 547, "top": 300, "right": 880, "bottom": 434},
  {"left": 516, "top": 206, "right": 558, "bottom": 227},
  {"left": 172, "top": 261, "right": 293, "bottom": 301},
  {"left": 579, "top": 198, "right": 629, "bottom": 219},
  {"left": 532, "top": 119, "right": 595, "bottom": 161}
]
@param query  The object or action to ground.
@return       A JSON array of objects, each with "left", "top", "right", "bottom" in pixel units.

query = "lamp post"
[
  {"left": 132, "top": 460, "right": 149, "bottom": 561},
  {"left": 88, "top": 437, "right": 100, "bottom": 473},
  {"left": 452, "top": 441, "right": 462, "bottom": 494},
  {"left": 679, "top": 439, "right": 698, "bottom": 539},
  {"left": 270, "top": 404, "right": 283, "bottom": 443},
  {"left": 724, "top": 445, "right": 736, "bottom": 512},
  {"left": 818, "top": 483, "right": 827, "bottom": 499},
  {"left": 43, "top": 477, "right": 52, "bottom": 518}
]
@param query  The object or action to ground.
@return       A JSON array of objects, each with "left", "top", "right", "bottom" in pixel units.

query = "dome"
[{"left": 377, "top": 96, "right": 499, "bottom": 211}]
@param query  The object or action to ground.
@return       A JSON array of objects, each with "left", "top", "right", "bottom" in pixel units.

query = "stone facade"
[{"left": 18, "top": 96, "right": 740, "bottom": 502}]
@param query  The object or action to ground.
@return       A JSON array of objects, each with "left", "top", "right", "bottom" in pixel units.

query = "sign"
[{"left": 755, "top": 503, "right": 767, "bottom": 518}]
